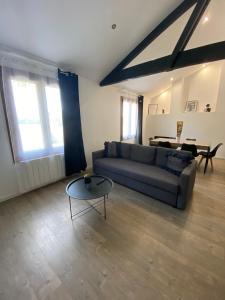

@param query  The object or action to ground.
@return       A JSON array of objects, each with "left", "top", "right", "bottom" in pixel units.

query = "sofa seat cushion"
[{"left": 94, "top": 158, "right": 179, "bottom": 194}]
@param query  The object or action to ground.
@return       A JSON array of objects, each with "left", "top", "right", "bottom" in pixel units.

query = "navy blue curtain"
[
  {"left": 137, "top": 95, "right": 144, "bottom": 145},
  {"left": 58, "top": 69, "right": 87, "bottom": 176}
]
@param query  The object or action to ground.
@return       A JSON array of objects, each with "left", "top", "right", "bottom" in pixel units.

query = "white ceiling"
[
  {"left": 0, "top": 0, "right": 181, "bottom": 81},
  {"left": 0, "top": 0, "right": 224, "bottom": 93}
]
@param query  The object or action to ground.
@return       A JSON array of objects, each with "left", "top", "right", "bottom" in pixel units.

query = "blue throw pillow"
[
  {"left": 104, "top": 141, "right": 121, "bottom": 158},
  {"left": 166, "top": 152, "right": 192, "bottom": 176}
]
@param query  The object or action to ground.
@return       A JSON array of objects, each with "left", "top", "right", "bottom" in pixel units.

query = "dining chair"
[
  {"left": 198, "top": 143, "right": 223, "bottom": 174},
  {"left": 158, "top": 141, "right": 172, "bottom": 148},
  {"left": 181, "top": 143, "right": 199, "bottom": 157}
]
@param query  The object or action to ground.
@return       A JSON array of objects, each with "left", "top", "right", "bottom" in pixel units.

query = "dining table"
[{"left": 149, "top": 137, "right": 210, "bottom": 151}]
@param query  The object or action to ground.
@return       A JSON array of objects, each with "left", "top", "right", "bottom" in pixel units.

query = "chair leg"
[
  {"left": 198, "top": 156, "right": 204, "bottom": 168},
  {"left": 210, "top": 158, "right": 214, "bottom": 171},
  {"left": 204, "top": 157, "right": 209, "bottom": 174}
]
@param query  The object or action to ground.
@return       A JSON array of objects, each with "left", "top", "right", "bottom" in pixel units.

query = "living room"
[{"left": 0, "top": 0, "right": 225, "bottom": 299}]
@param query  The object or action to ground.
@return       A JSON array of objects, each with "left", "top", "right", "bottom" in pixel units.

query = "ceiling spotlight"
[
  {"left": 202, "top": 64, "right": 206, "bottom": 68},
  {"left": 203, "top": 16, "right": 209, "bottom": 24},
  {"left": 112, "top": 24, "right": 117, "bottom": 30},
  {"left": 170, "top": 77, "right": 174, "bottom": 81}
]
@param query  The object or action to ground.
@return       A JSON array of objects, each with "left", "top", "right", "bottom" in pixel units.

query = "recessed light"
[
  {"left": 112, "top": 24, "right": 117, "bottom": 30},
  {"left": 170, "top": 77, "right": 174, "bottom": 81},
  {"left": 202, "top": 64, "right": 206, "bottom": 68},
  {"left": 203, "top": 16, "right": 209, "bottom": 24}
]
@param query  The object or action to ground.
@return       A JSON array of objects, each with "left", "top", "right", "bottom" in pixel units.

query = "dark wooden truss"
[{"left": 100, "top": 0, "right": 224, "bottom": 86}]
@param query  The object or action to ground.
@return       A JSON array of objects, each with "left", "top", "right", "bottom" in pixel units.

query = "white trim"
[
  {"left": 0, "top": 176, "right": 65, "bottom": 203},
  {"left": 119, "top": 88, "right": 138, "bottom": 100},
  {"left": 0, "top": 44, "right": 57, "bottom": 67},
  {"left": 0, "top": 44, "right": 58, "bottom": 79}
]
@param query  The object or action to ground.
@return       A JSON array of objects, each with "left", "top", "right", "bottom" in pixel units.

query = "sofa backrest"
[
  {"left": 111, "top": 142, "right": 193, "bottom": 168},
  {"left": 120, "top": 142, "right": 131, "bottom": 159},
  {"left": 130, "top": 144, "right": 156, "bottom": 164},
  {"left": 120, "top": 142, "right": 156, "bottom": 164},
  {"left": 155, "top": 147, "right": 193, "bottom": 168}
]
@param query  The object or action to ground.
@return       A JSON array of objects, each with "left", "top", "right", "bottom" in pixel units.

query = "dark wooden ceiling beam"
[
  {"left": 170, "top": 0, "right": 211, "bottom": 68},
  {"left": 175, "top": 41, "right": 225, "bottom": 67},
  {"left": 99, "top": 0, "right": 225, "bottom": 87},
  {"left": 100, "top": 0, "right": 197, "bottom": 86},
  {"left": 100, "top": 41, "right": 225, "bottom": 86}
]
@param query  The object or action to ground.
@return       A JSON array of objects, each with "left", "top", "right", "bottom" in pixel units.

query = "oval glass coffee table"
[{"left": 66, "top": 175, "right": 113, "bottom": 220}]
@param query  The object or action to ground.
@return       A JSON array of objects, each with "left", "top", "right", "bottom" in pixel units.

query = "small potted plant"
[{"left": 84, "top": 173, "right": 92, "bottom": 189}]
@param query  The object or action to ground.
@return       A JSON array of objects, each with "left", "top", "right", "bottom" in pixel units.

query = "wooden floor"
[{"left": 0, "top": 159, "right": 225, "bottom": 300}]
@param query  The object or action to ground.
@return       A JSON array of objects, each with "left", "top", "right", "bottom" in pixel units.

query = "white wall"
[
  {"left": 151, "top": 89, "right": 171, "bottom": 115},
  {"left": 0, "top": 75, "right": 123, "bottom": 202},
  {"left": 143, "top": 62, "right": 225, "bottom": 158},
  {"left": 183, "top": 64, "right": 221, "bottom": 112},
  {"left": 79, "top": 77, "right": 121, "bottom": 168}
]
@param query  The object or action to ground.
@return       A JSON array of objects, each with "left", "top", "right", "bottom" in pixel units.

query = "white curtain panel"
[
  {"left": 1, "top": 53, "right": 64, "bottom": 162},
  {"left": 122, "top": 95, "right": 138, "bottom": 141}
]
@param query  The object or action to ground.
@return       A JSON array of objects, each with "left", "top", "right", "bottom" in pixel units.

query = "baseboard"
[
  {"left": 0, "top": 176, "right": 66, "bottom": 204},
  {"left": 0, "top": 167, "right": 93, "bottom": 204},
  {"left": 0, "top": 192, "right": 20, "bottom": 203}
]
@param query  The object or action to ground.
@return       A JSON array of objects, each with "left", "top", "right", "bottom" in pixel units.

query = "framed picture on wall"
[
  {"left": 148, "top": 104, "right": 158, "bottom": 115},
  {"left": 185, "top": 100, "right": 198, "bottom": 112}
]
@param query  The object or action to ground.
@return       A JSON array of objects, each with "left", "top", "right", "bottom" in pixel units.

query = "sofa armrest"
[
  {"left": 177, "top": 160, "right": 197, "bottom": 209},
  {"left": 92, "top": 149, "right": 104, "bottom": 167}
]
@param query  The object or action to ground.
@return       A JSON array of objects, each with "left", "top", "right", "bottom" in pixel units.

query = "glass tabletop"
[{"left": 66, "top": 175, "right": 113, "bottom": 200}]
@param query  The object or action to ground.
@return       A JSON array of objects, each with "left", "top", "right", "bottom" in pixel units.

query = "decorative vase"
[{"left": 177, "top": 121, "right": 183, "bottom": 140}]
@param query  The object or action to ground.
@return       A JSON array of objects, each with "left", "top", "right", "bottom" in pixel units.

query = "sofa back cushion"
[
  {"left": 155, "top": 147, "right": 193, "bottom": 168},
  {"left": 120, "top": 142, "right": 131, "bottom": 159},
  {"left": 130, "top": 144, "right": 156, "bottom": 164},
  {"left": 104, "top": 141, "right": 118, "bottom": 158}
]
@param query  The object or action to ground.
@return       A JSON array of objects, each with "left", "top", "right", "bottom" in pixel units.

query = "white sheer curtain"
[
  {"left": 1, "top": 51, "right": 64, "bottom": 162},
  {"left": 122, "top": 95, "right": 138, "bottom": 141}
]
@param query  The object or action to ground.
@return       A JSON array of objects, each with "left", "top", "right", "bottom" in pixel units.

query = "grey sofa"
[{"left": 92, "top": 143, "right": 197, "bottom": 209}]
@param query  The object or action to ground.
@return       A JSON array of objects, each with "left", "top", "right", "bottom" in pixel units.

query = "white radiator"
[{"left": 15, "top": 154, "right": 65, "bottom": 194}]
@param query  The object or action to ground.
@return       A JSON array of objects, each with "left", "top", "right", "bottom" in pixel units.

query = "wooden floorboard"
[{"left": 0, "top": 159, "right": 225, "bottom": 300}]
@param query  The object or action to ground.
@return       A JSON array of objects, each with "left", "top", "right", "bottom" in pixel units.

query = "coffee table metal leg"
[
  {"left": 104, "top": 195, "right": 106, "bottom": 220},
  {"left": 69, "top": 196, "right": 73, "bottom": 219}
]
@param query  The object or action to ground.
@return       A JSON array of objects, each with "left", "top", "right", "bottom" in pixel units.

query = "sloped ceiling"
[
  {"left": 119, "top": 0, "right": 225, "bottom": 92},
  {"left": 0, "top": 0, "right": 224, "bottom": 93},
  {"left": 0, "top": 0, "right": 181, "bottom": 81}
]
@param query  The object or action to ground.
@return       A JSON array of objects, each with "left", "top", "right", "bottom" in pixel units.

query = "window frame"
[
  {"left": 120, "top": 95, "right": 138, "bottom": 142},
  {"left": 1, "top": 68, "right": 64, "bottom": 163}
]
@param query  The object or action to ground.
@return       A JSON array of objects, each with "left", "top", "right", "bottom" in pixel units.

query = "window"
[
  {"left": 2, "top": 68, "right": 64, "bottom": 162},
  {"left": 45, "top": 85, "right": 64, "bottom": 148},
  {"left": 121, "top": 96, "right": 138, "bottom": 141}
]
